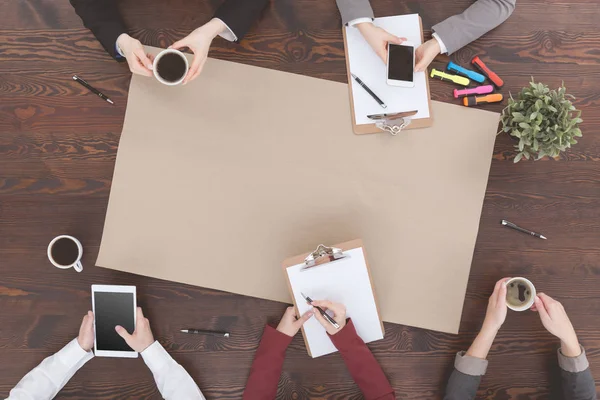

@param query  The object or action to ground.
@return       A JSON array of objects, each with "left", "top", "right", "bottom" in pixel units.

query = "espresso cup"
[
  {"left": 153, "top": 49, "right": 189, "bottom": 86},
  {"left": 505, "top": 277, "right": 535, "bottom": 311},
  {"left": 48, "top": 235, "right": 83, "bottom": 272}
]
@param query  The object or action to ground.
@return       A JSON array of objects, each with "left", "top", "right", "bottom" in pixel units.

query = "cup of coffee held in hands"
[
  {"left": 153, "top": 49, "right": 189, "bottom": 86},
  {"left": 48, "top": 235, "right": 83, "bottom": 272},
  {"left": 505, "top": 277, "right": 535, "bottom": 311}
]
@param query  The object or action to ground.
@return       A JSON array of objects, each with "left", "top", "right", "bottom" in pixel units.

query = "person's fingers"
[
  {"left": 186, "top": 57, "right": 207, "bottom": 84},
  {"left": 386, "top": 33, "right": 404, "bottom": 45},
  {"left": 534, "top": 295, "right": 550, "bottom": 322},
  {"left": 283, "top": 306, "right": 296, "bottom": 320},
  {"left": 169, "top": 39, "right": 188, "bottom": 50},
  {"left": 538, "top": 293, "right": 555, "bottom": 304},
  {"left": 115, "top": 325, "right": 133, "bottom": 342},
  {"left": 133, "top": 48, "right": 153, "bottom": 71},
  {"left": 495, "top": 277, "right": 511, "bottom": 302},
  {"left": 497, "top": 278, "right": 508, "bottom": 307},
  {"left": 312, "top": 306, "right": 329, "bottom": 329},
  {"left": 183, "top": 53, "right": 202, "bottom": 85},
  {"left": 312, "top": 300, "right": 345, "bottom": 317},
  {"left": 129, "top": 58, "right": 153, "bottom": 77},
  {"left": 293, "top": 310, "right": 314, "bottom": 328}
]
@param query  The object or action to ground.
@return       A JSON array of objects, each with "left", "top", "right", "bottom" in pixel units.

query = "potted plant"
[{"left": 500, "top": 79, "right": 582, "bottom": 163}]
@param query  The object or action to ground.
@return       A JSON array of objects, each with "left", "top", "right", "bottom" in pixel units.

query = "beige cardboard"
[{"left": 97, "top": 46, "right": 499, "bottom": 334}]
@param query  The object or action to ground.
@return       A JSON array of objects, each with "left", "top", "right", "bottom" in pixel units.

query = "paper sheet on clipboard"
[{"left": 286, "top": 247, "right": 383, "bottom": 358}]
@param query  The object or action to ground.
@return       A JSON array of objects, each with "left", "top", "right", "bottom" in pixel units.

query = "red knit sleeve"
[
  {"left": 329, "top": 320, "right": 395, "bottom": 400},
  {"left": 243, "top": 325, "right": 293, "bottom": 400}
]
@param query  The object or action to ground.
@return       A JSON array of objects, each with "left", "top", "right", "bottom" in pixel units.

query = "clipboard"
[
  {"left": 282, "top": 239, "right": 384, "bottom": 357},
  {"left": 343, "top": 16, "right": 434, "bottom": 135}
]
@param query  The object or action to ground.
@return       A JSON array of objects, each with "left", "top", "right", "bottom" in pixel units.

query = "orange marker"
[
  {"left": 471, "top": 56, "right": 504, "bottom": 89},
  {"left": 463, "top": 93, "right": 503, "bottom": 107}
]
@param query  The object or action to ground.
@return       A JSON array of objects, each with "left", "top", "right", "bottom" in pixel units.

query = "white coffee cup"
[
  {"left": 153, "top": 49, "right": 189, "bottom": 86},
  {"left": 48, "top": 235, "right": 83, "bottom": 272},
  {"left": 505, "top": 277, "right": 536, "bottom": 311}
]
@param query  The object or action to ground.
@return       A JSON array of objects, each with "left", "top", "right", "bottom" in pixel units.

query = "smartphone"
[
  {"left": 386, "top": 42, "right": 415, "bottom": 87},
  {"left": 91, "top": 285, "right": 138, "bottom": 358}
]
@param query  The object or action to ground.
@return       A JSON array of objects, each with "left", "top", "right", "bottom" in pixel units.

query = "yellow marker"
[{"left": 430, "top": 68, "right": 470, "bottom": 86}]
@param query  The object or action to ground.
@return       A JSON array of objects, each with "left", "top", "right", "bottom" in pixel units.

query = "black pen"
[
  {"left": 351, "top": 73, "right": 387, "bottom": 109},
  {"left": 72, "top": 75, "right": 114, "bottom": 105},
  {"left": 180, "top": 329, "right": 230, "bottom": 337},
  {"left": 502, "top": 220, "right": 547, "bottom": 240},
  {"left": 301, "top": 292, "right": 339, "bottom": 329}
]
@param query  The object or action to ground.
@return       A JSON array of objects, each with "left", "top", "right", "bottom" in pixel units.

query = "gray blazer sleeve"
[
  {"left": 558, "top": 346, "right": 597, "bottom": 400},
  {"left": 336, "top": 0, "right": 374, "bottom": 25},
  {"left": 443, "top": 351, "right": 487, "bottom": 400},
  {"left": 432, "top": 0, "right": 516, "bottom": 54}
]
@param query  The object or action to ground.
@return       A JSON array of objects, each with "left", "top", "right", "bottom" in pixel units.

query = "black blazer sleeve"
[
  {"left": 213, "top": 0, "right": 270, "bottom": 41},
  {"left": 69, "top": 0, "right": 127, "bottom": 60}
]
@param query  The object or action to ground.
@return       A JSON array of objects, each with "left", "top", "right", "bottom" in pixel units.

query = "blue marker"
[{"left": 447, "top": 61, "right": 485, "bottom": 84}]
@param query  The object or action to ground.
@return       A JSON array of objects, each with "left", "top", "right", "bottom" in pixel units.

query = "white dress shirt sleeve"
[
  {"left": 431, "top": 32, "right": 449, "bottom": 54},
  {"left": 347, "top": 17, "right": 374, "bottom": 27},
  {"left": 7, "top": 338, "right": 94, "bottom": 400},
  {"left": 213, "top": 18, "right": 238, "bottom": 42},
  {"left": 141, "top": 341, "right": 205, "bottom": 400}
]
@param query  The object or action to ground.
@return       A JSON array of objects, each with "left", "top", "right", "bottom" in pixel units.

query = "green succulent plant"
[{"left": 500, "top": 79, "right": 582, "bottom": 163}]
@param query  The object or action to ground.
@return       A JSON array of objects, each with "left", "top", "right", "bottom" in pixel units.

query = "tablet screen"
[{"left": 94, "top": 292, "right": 135, "bottom": 351}]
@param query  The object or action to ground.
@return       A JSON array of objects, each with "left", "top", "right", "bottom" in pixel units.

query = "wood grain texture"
[{"left": 1, "top": 0, "right": 599, "bottom": 398}]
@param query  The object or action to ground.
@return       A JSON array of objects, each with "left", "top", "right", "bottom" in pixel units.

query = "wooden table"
[{"left": 1, "top": 0, "right": 599, "bottom": 398}]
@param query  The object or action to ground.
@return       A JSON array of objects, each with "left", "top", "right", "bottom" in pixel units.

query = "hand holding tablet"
[
  {"left": 115, "top": 307, "right": 155, "bottom": 353},
  {"left": 91, "top": 285, "right": 138, "bottom": 358}
]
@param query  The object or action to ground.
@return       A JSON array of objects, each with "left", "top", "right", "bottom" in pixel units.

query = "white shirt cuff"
[
  {"left": 348, "top": 17, "right": 374, "bottom": 27},
  {"left": 214, "top": 18, "right": 237, "bottom": 42},
  {"left": 432, "top": 32, "right": 448, "bottom": 54},
  {"left": 141, "top": 341, "right": 172, "bottom": 372},
  {"left": 59, "top": 338, "right": 94, "bottom": 366}
]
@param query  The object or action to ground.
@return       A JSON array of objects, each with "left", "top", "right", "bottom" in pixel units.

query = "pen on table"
[
  {"left": 301, "top": 292, "right": 339, "bottom": 329},
  {"left": 501, "top": 219, "right": 547, "bottom": 240},
  {"left": 350, "top": 73, "right": 387, "bottom": 109},
  {"left": 72, "top": 75, "right": 114, "bottom": 105},
  {"left": 180, "top": 329, "right": 230, "bottom": 337}
]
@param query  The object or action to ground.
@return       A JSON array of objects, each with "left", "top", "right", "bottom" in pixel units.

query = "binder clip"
[
  {"left": 367, "top": 110, "right": 418, "bottom": 136},
  {"left": 302, "top": 244, "right": 348, "bottom": 270}
]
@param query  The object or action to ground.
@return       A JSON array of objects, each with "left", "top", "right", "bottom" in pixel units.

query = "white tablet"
[{"left": 91, "top": 285, "right": 138, "bottom": 358}]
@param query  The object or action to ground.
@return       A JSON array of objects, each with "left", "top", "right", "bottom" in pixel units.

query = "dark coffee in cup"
[
  {"left": 51, "top": 237, "right": 80, "bottom": 266},
  {"left": 156, "top": 53, "right": 187, "bottom": 83},
  {"left": 506, "top": 277, "right": 535, "bottom": 311}
]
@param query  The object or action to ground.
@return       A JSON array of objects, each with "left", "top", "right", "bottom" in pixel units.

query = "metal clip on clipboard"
[
  {"left": 367, "top": 110, "right": 418, "bottom": 136},
  {"left": 302, "top": 244, "right": 348, "bottom": 270}
]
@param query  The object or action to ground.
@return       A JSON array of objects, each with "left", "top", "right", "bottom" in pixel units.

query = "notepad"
[
  {"left": 285, "top": 247, "right": 384, "bottom": 358},
  {"left": 345, "top": 13, "right": 431, "bottom": 125}
]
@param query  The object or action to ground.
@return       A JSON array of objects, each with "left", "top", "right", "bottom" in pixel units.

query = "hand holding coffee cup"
[
  {"left": 482, "top": 277, "right": 510, "bottom": 332},
  {"left": 116, "top": 33, "right": 154, "bottom": 77},
  {"left": 532, "top": 293, "right": 581, "bottom": 357},
  {"left": 168, "top": 18, "right": 228, "bottom": 84},
  {"left": 48, "top": 235, "right": 83, "bottom": 272}
]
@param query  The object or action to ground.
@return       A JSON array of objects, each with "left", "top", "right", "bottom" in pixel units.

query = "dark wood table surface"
[{"left": 1, "top": 0, "right": 599, "bottom": 398}]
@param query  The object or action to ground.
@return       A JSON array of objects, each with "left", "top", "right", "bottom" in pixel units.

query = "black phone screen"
[
  {"left": 387, "top": 44, "right": 414, "bottom": 82},
  {"left": 94, "top": 292, "right": 135, "bottom": 351}
]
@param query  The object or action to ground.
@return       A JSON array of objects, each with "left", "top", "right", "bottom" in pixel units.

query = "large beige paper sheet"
[{"left": 97, "top": 46, "right": 499, "bottom": 334}]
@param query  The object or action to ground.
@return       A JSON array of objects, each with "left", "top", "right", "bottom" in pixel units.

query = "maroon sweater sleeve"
[
  {"left": 243, "top": 325, "right": 293, "bottom": 400},
  {"left": 329, "top": 319, "right": 395, "bottom": 400}
]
